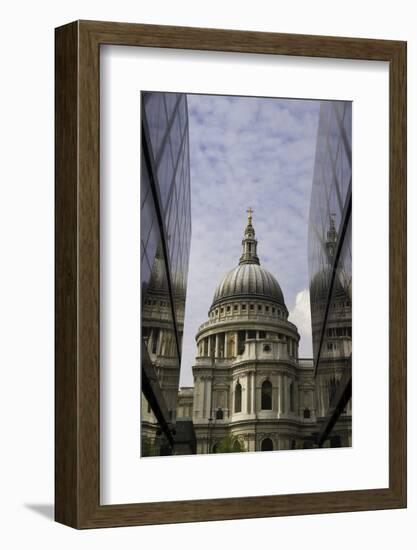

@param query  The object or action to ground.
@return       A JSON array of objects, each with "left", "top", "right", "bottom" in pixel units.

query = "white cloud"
[{"left": 288, "top": 288, "right": 313, "bottom": 358}]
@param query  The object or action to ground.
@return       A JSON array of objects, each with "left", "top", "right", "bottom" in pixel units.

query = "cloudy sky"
[{"left": 179, "top": 94, "right": 320, "bottom": 386}]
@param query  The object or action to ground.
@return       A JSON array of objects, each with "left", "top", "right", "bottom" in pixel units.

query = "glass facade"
[
  {"left": 141, "top": 91, "right": 192, "bottom": 456},
  {"left": 308, "top": 101, "right": 352, "bottom": 447}
]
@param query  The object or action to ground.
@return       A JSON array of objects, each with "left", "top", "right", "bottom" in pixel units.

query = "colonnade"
[{"left": 197, "top": 330, "right": 299, "bottom": 359}]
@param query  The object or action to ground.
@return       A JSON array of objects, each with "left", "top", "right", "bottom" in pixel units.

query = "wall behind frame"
[{"left": 0, "top": 0, "right": 414, "bottom": 548}]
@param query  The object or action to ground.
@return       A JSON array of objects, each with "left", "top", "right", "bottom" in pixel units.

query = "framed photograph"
[{"left": 55, "top": 20, "right": 406, "bottom": 528}]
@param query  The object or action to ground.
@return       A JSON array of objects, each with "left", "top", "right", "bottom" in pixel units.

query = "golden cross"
[{"left": 247, "top": 207, "right": 253, "bottom": 224}]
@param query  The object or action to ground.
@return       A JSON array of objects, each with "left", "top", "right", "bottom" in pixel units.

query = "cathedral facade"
[{"left": 177, "top": 210, "right": 319, "bottom": 453}]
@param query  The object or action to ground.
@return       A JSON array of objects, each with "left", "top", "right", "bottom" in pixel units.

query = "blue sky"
[{"left": 180, "top": 94, "right": 320, "bottom": 386}]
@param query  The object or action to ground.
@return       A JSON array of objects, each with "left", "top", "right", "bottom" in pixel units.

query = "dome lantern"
[
  {"left": 210, "top": 209, "right": 286, "bottom": 310},
  {"left": 239, "top": 207, "right": 260, "bottom": 265}
]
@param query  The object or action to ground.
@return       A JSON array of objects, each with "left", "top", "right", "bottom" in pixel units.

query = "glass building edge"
[
  {"left": 307, "top": 100, "right": 352, "bottom": 448},
  {"left": 140, "top": 91, "right": 194, "bottom": 456}
]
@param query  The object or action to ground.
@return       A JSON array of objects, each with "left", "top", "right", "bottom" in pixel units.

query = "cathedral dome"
[
  {"left": 212, "top": 263, "right": 285, "bottom": 307},
  {"left": 310, "top": 266, "right": 349, "bottom": 303},
  {"left": 211, "top": 208, "right": 286, "bottom": 309}
]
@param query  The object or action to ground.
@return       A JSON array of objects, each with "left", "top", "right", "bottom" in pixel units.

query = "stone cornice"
[{"left": 196, "top": 317, "right": 299, "bottom": 341}]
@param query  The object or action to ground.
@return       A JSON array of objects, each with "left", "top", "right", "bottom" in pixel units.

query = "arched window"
[
  {"left": 329, "top": 377, "right": 337, "bottom": 403},
  {"left": 261, "top": 438, "right": 273, "bottom": 451},
  {"left": 289, "top": 381, "right": 295, "bottom": 412},
  {"left": 234, "top": 382, "right": 242, "bottom": 413},
  {"left": 216, "top": 408, "right": 224, "bottom": 420},
  {"left": 303, "top": 408, "right": 311, "bottom": 419},
  {"left": 261, "top": 380, "right": 272, "bottom": 410}
]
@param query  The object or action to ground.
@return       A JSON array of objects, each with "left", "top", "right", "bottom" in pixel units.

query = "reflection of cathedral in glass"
[
  {"left": 308, "top": 100, "right": 352, "bottom": 447},
  {"left": 140, "top": 91, "right": 194, "bottom": 456}
]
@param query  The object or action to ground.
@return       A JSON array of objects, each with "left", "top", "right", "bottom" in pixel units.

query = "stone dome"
[
  {"left": 212, "top": 263, "right": 286, "bottom": 308},
  {"left": 310, "top": 266, "right": 349, "bottom": 303}
]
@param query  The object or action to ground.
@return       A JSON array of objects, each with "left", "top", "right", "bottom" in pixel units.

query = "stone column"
[
  {"left": 272, "top": 375, "right": 278, "bottom": 412},
  {"left": 251, "top": 371, "right": 256, "bottom": 413},
  {"left": 156, "top": 329, "right": 162, "bottom": 356},
  {"left": 247, "top": 371, "right": 251, "bottom": 414},
  {"left": 234, "top": 331, "right": 239, "bottom": 357},
  {"left": 158, "top": 329, "right": 164, "bottom": 356},
  {"left": 215, "top": 334, "right": 219, "bottom": 357},
  {"left": 281, "top": 375, "right": 286, "bottom": 414},
  {"left": 277, "top": 374, "right": 281, "bottom": 416},
  {"left": 225, "top": 333, "right": 230, "bottom": 358},
  {"left": 207, "top": 336, "right": 212, "bottom": 358},
  {"left": 310, "top": 390, "right": 316, "bottom": 417},
  {"left": 206, "top": 377, "right": 212, "bottom": 419},
  {"left": 194, "top": 377, "right": 202, "bottom": 419},
  {"left": 148, "top": 329, "right": 154, "bottom": 355},
  {"left": 202, "top": 377, "right": 206, "bottom": 418},
  {"left": 295, "top": 381, "right": 299, "bottom": 415}
]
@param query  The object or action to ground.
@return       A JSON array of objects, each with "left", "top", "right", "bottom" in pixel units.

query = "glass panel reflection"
[
  {"left": 308, "top": 100, "right": 352, "bottom": 448},
  {"left": 141, "top": 91, "right": 194, "bottom": 456}
]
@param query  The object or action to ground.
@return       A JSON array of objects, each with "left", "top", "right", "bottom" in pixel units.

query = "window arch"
[
  {"left": 303, "top": 408, "right": 311, "bottom": 419},
  {"left": 261, "top": 380, "right": 272, "bottom": 410},
  {"left": 216, "top": 408, "right": 224, "bottom": 420},
  {"left": 261, "top": 438, "right": 273, "bottom": 451},
  {"left": 234, "top": 382, "right": 242, "bottom": 413}
]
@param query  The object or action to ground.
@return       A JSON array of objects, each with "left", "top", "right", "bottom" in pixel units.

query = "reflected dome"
[{"left": 310, "top": 266, "right": 349, "bottom": 303}]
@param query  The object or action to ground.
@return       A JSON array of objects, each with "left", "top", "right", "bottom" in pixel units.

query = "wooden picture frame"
[{"left": 55, "top": 20, "right": 407, "bottom": 528}]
